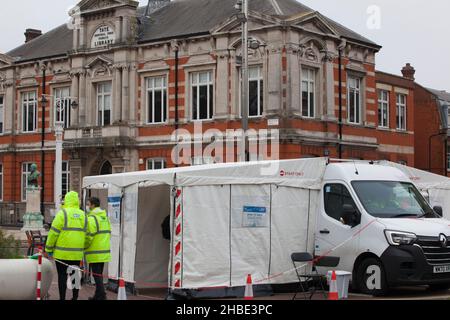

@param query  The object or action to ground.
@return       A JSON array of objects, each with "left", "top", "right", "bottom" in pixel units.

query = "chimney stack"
[
  {"left": 24, "top": 29, "right": 42, "bottom": 43},
  {"left": 401, "top": 63, "right": 416, "bottom": 81}
]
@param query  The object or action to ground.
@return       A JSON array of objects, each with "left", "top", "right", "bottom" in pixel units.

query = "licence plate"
[{"left": 433, "top": 265, "right": 450, "bottom": 274}]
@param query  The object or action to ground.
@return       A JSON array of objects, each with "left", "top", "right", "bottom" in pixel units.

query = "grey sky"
[{"left": 0, "top": 0, "right": 449, "bottom": 90}]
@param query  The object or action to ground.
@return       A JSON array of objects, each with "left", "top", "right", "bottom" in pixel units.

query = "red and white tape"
[{"left": 36, "top": 246, "right": 43, "bottom": 301}]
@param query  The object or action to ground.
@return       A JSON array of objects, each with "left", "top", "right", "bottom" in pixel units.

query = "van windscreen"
[{"left": 351, "top": 181, "right": 436, "bottom": 219}]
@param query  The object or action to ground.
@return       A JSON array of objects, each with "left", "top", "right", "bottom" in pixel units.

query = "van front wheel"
[{"left": 356, "top": 257, "right": 388, "bottom": 296}]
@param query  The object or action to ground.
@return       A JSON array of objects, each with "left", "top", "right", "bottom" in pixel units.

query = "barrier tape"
[{"left": 43, "top": 219, "right": 380, "bottom": 294}]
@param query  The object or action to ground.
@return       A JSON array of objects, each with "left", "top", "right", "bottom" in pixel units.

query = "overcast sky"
[{"left": 0, "top": 0, "right": 448, "bottom": 90}]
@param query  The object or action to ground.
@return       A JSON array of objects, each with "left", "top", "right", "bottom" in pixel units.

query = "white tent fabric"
[
  {"left": 84, "top": 158, "right": 450, "bottom": 289},
  {"left": 380, "top": 161, "right": 450, "bottom": 219}
]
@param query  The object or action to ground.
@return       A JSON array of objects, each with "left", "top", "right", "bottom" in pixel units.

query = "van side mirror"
[
  {"left": 341, "top": 204, "right": 360, "bottom": 227},
  {"left": 433, "top": 206, "right": 443, "bottom": 218}
]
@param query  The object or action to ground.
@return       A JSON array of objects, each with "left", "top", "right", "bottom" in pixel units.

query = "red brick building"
[
  {"left": 411, "top": 71, "right": 449, "bottom": 176},
  {"left": 0, "top": 0, "right": 423, "bottom": 224}
]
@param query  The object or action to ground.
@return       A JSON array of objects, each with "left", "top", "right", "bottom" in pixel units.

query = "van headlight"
[{"left": 384, "top": 230, "right": 417, "bottom": 246}]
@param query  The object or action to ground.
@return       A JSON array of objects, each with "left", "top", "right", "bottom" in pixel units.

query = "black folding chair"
[{"left": 291, "top": 253, "right": 340, "bottom": 300}]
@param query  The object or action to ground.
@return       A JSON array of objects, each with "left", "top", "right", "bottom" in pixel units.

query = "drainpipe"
[
  {"left": 174, "top": 42, "right": 180, "bottom": 167},
  {"left": 337, "top": 39, "right": 346, "bottom": 159},
  {"left": 40, "top": 63, "right": 46, "bottom": 219}
]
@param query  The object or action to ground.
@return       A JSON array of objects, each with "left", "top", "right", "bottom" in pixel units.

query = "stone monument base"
[
  {"left": 21, "top": 187, "right": 45, "bottom": 232},
  {"left": 21, "top": 212, "right": 45, "bottom": 231}
]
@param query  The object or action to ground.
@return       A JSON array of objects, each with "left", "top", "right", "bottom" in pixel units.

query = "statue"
[
  {"left": 27, "top": 163, "right": 41, "bottom": 188},
  {"left": 22, "top": 163, "right": 44, "bottom": 232}
]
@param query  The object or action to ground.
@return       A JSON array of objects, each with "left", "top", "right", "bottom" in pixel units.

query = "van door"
[{"left": 315, "top": 183, "right": 361, "bottom": 273}]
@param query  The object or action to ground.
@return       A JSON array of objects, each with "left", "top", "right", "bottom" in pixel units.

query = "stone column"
[
  {"left": 115, "top": 17, "right": 123, "bottom": 43},
  {"left": 267, "top": 45, "right": 282, "bottom": 115},
  {"left": 79, "top": 71, "right": 87, "bottom": 126},
  {"left": 323, "top": 52, "right": 336, "bottom": 120},
  {"left": 214, "top": 50, "right": 229, "bottom": 120},
  {"left": 121, "top": 65, "right": 130, "bottom": 122},
  {"left": 69, "top": 159, "right": 82, "bottom": 196},
  {"left": 129, "top": 64, "right": 137, "bottom": 125},
  {"left": 70, "top": 72, "right": 79, "bottom": 127},
  {"left": 114, "top": 66, "right": 122, "bottom": 123},
  {"left": 79, "top": 17, "right": 86, "bottom": 48}
]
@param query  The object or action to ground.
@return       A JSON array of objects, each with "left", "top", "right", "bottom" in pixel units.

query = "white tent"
[
  {"left": 83, "top": 158, "right": 327, "bottom": 290},
  {"left": 83, "top": 158, "right": 450, "bottom": 291},
  {"left": 380, "top": 161, "right": 450, "bottom": 219}
]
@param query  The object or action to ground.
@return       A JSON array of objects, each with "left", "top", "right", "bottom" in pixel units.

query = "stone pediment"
[
  {"left": 288, "top": 12, "right": 338, "bottom": 37},
  {"left": 0, "top": 53, "right": 13, "bottom": 68},
  {"left": 85, "top": 55, "right": 114, "bottom": 78},
  {"left": 211, "top": 13, "right": 278, "bottom": 35},
  {"left": 73, "top": 0, "right": 138, "bottom": 15},
  {"left": 85, "top": 55, "right": 113, "bottom": 69}
]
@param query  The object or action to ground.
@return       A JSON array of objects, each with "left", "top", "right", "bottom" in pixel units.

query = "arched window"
[{"left": 100, "top": 161, "right": 112, "bottom": 175}]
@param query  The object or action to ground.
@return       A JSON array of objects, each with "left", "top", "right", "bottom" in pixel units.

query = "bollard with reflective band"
[{"left": 36, "top": 247, "right": 43, "bottom": 300}]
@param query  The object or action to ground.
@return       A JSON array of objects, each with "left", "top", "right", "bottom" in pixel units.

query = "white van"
[
  {"left": 315, "top": 162, "right": 450, "bottom": 295},
  {"left": 83, "top": 158, "right": 450, "bottom": 297}
]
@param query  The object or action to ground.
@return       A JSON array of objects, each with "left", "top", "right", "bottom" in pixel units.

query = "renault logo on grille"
[{"left": 439, "top": 234, "right": 448, "bottom": 248}]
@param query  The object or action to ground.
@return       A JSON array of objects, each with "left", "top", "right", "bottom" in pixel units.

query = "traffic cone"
[
  {"left": 328, "top": 271, "right": 339, "bottom": 300},
  {"left": 117, "top": 278, "right": 127, "bottom": 300},
  {"left": 244, "top": 274, "right": 254, "bottom": 300}
]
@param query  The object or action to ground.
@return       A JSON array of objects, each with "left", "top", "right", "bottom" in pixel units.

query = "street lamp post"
[
  {"left": 54, "top": 121, "right": 64, "bottom": 213},
  {"left": 53, "top": 97, "right": 78, "bottom": 213},
  {"left": 238, "top": 0, "right": 249, "bottom": 162}
]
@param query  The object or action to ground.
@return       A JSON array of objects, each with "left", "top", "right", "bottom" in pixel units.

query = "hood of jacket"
[{"left": 64, "top": 191, "right": 80, "bottom": 209}]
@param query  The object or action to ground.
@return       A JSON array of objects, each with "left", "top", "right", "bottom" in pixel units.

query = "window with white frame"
[
  {"left": 0, "top": 95, "right": 4, "bottom": 133},
  {"left": 378, "top": 90, "right": 389, "bottom": 128},
  {"left": 447, "top": 144, "right": 450, "bottom": 171},
  {"left": 348, "top": 77, "right": 361, "bottom": 124},
  {"left": 301, "top": 67, "right": 316, "bottom": 118},
  {"left": 0, "top": 164, "right": 3, "bottom": 201},
  {"left": 97, "top": 82, "right": 112, "bottom": 126},
  {"left": 191, "top": 156, "right": 215, "bottom": 166},
  {"left": 146, "top": 76, "right": 167, "bottom": 124},
  {"left": 62, "top": 161, "right": 70, "bottom": 197},
  {"left": 54, "top": 87, "right": 71, "bottom": 129},
  {"left": 22, "top": 91, "right": 37, "bottom": 132},
  {"left": 396, "top": 94, "right": 407, "bottom": 130},
  {"left": 248, "top": 66, "right": 264, "bottom": 117},
  {"left": 146, "top": 158, "right": 166, "bottom": 170},
  {"left": 22, "top": 162, "right": 33, "bottom": 201},
  {"left": 191, "top": 71, "right": 213, "bottom": 120}
]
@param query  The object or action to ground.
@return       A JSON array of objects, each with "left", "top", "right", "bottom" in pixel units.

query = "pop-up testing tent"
[
  {"left": 83, "top": 158, "right": 327, "bottom": 291},
  {"left": 380, "top": 161, "right": 450, "bottom": 219},
  {"left": 83, "top": 158, "right": 450, "bottom": 292}
]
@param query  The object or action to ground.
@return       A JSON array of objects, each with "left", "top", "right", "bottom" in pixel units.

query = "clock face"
[{"left": 91, "top": 25, "right": 115, "bottom": 48}]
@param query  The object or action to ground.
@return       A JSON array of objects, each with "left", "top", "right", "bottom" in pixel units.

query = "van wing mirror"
[
  {"left": 433, "top": 206, "right": 443, "bottom": 217},
  {"left": 341, "top": 204, "right": 360, "bottom": 227}
]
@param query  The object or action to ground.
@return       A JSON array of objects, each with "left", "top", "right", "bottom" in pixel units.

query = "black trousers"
[
  {"left": 55, "top": 260, "right": 81, "bottom": 301},
  {"left": 90, "top": 262, "right": 106, "bottom": 300}
]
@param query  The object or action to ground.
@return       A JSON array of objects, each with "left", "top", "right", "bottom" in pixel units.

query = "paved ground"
[{"left": 4, "top": 227, "right": 450, "bottom": 301}]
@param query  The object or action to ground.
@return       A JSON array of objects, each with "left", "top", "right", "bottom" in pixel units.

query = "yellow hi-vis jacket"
[
  {"left": 85, "top": 207, "right": 112, "bottom": 264},
  {"left": 45, "top": 191, "right": 91, "bottom": 261}
]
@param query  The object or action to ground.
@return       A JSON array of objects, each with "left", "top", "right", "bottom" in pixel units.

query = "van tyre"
[{"left": 356, "top": 258, "right": 388, "bottom": 296}]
